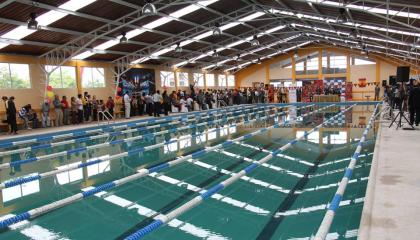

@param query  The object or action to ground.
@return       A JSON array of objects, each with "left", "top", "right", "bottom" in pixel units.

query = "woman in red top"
[{"left": 61, "top": 96, "right": 69, "bottom": 125}]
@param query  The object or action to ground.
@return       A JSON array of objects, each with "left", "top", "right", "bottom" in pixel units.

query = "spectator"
[
  {"left": 41, "top": 100, "right": 51, "bottom": 128},
  {"left": 138, "top": 94, "right": 145, "bottom": 116},
  {"left": 86, "top": 95, "right": 92, "bottom": 121},
  {"left": 374, "top": 84, "right": 380, "bottom": 101},
  {"left": 61, "top": 96, "right": 69, "bottom": 125},
  {"left": 153, "top": 90, "right": 162, "bottom": 117},
  {"left": 82, "top": 91, "right": 88, "bottom": 121},
  {"left": 70, "top": 97, "right": 77, "bottom": 124},
  {"left": 2, "top": 96, "right": 9, "bottom": 133},
  {"left": 124, "top": 92, "right": 131, "bottom": 119},
  {"left": 105, "top": 96, "right": 115, "bottom": 117},
  {"left": 145, "top": 93, "right": 153, "bottom": 116},
  {"left": 92, "top": 95, "right": 98, "bottom": 121},
  {"left": 53, "top": 95, "right": 63, "bottom": 127},
  {"left": 162, "top": 90, "right": 171, "bottom": 116},
  {"left": 7, "top": 96, "right": 17, "bottom": 134},
  {"left": 18, "top": 104, "right": 31, "bottom": 129},
  {"left": 77, "top": 94, "right": 84, "bottom": 124}
]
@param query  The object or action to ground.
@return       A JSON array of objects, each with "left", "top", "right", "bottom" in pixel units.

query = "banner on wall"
[
  {"left": 116, "top": 68, "right": 156, "bottom": 97},
  {"left": 345, "top": 82, "right": 353, "bottom": 101}
]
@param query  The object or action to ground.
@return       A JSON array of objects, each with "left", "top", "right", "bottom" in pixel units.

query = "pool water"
[{"left": 0, "top": 103, "right": 378, "bottom": 240}]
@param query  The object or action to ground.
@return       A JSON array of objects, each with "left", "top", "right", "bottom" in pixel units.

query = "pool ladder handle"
[{"left": 97, "top": 110, "right": 114, "bottom": 126}]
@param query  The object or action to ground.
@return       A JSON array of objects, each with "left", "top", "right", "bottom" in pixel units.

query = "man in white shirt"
[
  {"left": 153, "top": 90, "right": 162, "bottom": 117},
  {"left": 124, "top": 92, "right": 131, "bottom": 119}
]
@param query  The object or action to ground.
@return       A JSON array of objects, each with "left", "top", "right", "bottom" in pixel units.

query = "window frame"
[
  {"left": 82, "top": 67, "right": 106, "bottom": 88},
  {"left": 46, "top": 65, "right": 77, "bottom": 89}
]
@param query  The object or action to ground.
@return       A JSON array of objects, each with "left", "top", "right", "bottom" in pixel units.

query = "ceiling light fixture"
[
  {"left": 293, "top": 50, "right": 298, "bottom": 58},
  {"left": 213, "top": 22, "right": 222, "bottom": 36},
  {"left": 27, "top": 12, "right": 38, "bottom": 30},
  {"left": 212, "top": 50, "right": 219, "bottom": 57},
  {"left": 120, "top": 32, "right": 127, "bottom": 43},
  {"left": 250, "top": 35, "right": 260, "bottom": 46},
  {"left": 236, "top": 54, "right": 242, "bottom": 61},
  {"left": 142, "top": 1, "right": 157, "bottom": 16},
  {"left": 257, "top": 58, "right": 262, "bottom": 64},
  {"left": 175, "top": 43, "right": 182, "bottom": 53}
]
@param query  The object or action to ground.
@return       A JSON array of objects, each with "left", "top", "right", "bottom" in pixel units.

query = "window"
[
  {"left": 177, "top": 72, "right": 189, "bottom": 87},
  {"left": 353, "top": 57, "right": 376, "bottom": 65},
  {"left": 206, "top": 74, "right": 215, "bottom": 87},
  {"left": 2, "top": 173, "right": 40, "bottom": 202},
  {"left": 227, "top": 75, "right": 235, "bottom": 88},
  {"left": 56, "top": 161, "right": 83, "bottom": 185},
  {"left": 218, "top": 74, "right": 227, "bottom": 87},
  {"left": 196, "top": 133, "right": 206, "bottom": 144},
  {"left": 296, "top": 131, "right": 319, "bottom": 144},
  {"left": 82, "top": 67, "right": 105, "bottom": 88},
  {"left": 0, "top": 63, "right": 31, "bottom": 89},
  {"left": 193, "top": 73, "right": 204, "bottom": 87},
  {"left": 322, "top": 52, "right": 347, "bottom": 74},
  {"left": 220, "top": 126, "right": 228, "bottom": 137},
  {"left": 46, "top": 65, "right": 76, "bottom": 88},
  {"left": 160, "top": 71, "right": 175, "bottom": 87}
]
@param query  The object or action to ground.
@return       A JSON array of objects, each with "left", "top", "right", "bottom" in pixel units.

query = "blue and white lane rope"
[
  {"left": 0, "top": 105, "right": 287, "bottom": 170},
  {"left": 0, "top": 104, "right": 255, "bottom": 149},
  {"left": 0, "top": 105, "right": 295, "bottom": 190},
  {"left": 313, "top": 104, "right": 379, "bottom": 240},
  {"left": 0, "top": 104, "right": 323, "bottom": 229},
  {"left": 123, "top": 105, "right": 356, "bottom": 240},
  {"left": 0, "top": 105, "right": 271, "bottom": 157}
]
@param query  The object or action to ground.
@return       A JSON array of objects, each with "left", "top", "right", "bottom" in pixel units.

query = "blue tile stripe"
[
  {"left": 201, "top": 183, "right": 224, "bottom": 200},
  {"left": 82, "top": 182, "right": 116, "bottom": 198},
  {"left": 125, "top": 220, "right": 164, "bottom": 240}
]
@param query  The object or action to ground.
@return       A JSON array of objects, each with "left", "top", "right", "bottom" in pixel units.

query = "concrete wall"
[
  {"left": 270, "top": 66, "right": 292, "bottom": 80},
  {"left": 240, "top": 67, "right": 266, "bottom": 87}
]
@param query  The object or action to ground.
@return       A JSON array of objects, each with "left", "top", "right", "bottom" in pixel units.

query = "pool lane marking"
[
  {"left": 0, "top": 106, "right": 298, "bottom": 189},
  {"left": 122, "top": 105, "right": 354, "bottom": 240},
  {"left": 0, "top": 104, "right": 319, "bottom": 229},
  {"left": 314, "top": 103, "right": 379, "bottom": 240},
  {"left": 80, "top": 187, "right": 229, "bottom": 240},
  {"left": 0, "top": 104, "right": 256, "bottom": 149},
  {"left": 274, "top": 197, "right": 365, "bottom": 217},
  {"left": 216, "top": 150, "right": 304, "bottom": 178},
  {"left": 148, "top": 172, "right": 270, "bottom": 215},
  {"left": 0, "top": 104, "right": 323, "bottom": 229},
  {"left": 235, "top": 142, "right": 315, "bottom": 166},
  {"left": 0, "top": 105, "right": 285, "bottom": 170},
  {"left": 0, "top": 105, "right": 271, "bottom": 156},
  {"left": 0, "top": 214, "right": 69, "bottom": 240}
]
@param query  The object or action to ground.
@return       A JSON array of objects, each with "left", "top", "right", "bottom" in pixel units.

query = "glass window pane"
[
  {"left": 82, "top": 67, "right": 105, "bottom": 88},
  {"left": 193, "top": 73, "right": 204, "bottom": 87},
  {"left": 8, "top": 63, "right": 30, "bottom": 89},
  {"left": 60, "top": 66, "right": 76, "bottom": 88},
  {"left": 218, "top": 75, "right": 227, "bottom": 87},
  {"left": 0, "top": 63, "right": 11, "bottom": 89},
  {"left": 176, "top": 72, "right": 189, "bottom": 87},
  {"left": 160, "top": 71, "right": 175, "bottom": 87},
  {"left": 227, "top": 75, "right": 235, "bottom": 88},
  {"left": 206, "top": 74, "right": 215, "bottom": 87}
]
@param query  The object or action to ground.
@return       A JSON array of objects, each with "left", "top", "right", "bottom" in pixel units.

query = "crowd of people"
[
  {"left": 385, "top": 80, "right": 420, "bottom": 126},
  {"left": 1, "top": 85, "right": 346, "bottom": 135}
]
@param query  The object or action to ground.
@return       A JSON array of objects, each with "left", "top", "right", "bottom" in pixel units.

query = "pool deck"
[{"left": 359, "top": 117, "right": 420, "bottom": 239}]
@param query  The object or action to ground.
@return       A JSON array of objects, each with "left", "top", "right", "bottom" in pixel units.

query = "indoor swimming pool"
[{"left": 0, "top": 103, "right": 379, "bottom": 240}]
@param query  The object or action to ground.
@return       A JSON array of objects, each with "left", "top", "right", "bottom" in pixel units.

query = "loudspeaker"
[
  {"left": 382, "top": 80, "right": 387, "bottom": 87},
  {"left": 389, "top": 76, "right": 396, "bottom": 86},
  {"left": 397, "top": 66, "right": 410, "bottom": 82}
]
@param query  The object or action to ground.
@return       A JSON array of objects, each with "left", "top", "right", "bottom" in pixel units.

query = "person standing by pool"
[
  {"left": 2, "top": 96, "right": 9, "bottom": 133},
  {"left": 76, "top": 94, "right": 83, "bottom": 124},
  {"left": 7, "top": 96, "right": 18, "bottom": 134},
  {"left": 374, "top": 84, "right": 380, "bottom": 101},
  {"left": 105, "top": 96, "right": 115, "bottom": 118},
  {"left": 61, "top": 96, "right": 69, "bottom": 125},
  {"left": 53, "top": 95, "right": 63, "bottom": 127},
  {"left": 153, "top": 90, "right": 162, "bottom": 117},
  {"left": 41, "top": 100, "right": 51, "bottom": 128},
  {"left": 124, "top": 92, "right": 131, "bottom": 119}
]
